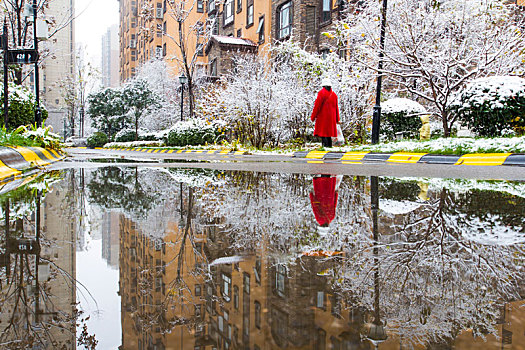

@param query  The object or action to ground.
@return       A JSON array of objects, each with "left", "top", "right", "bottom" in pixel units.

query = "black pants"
[{"left": 321, "top": 137, "right": 332, "bottom": 148}]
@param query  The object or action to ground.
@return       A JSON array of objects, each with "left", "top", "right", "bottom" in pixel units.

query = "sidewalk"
[{"left": 0, "top": 146, "right": 66, "bottom": 183}]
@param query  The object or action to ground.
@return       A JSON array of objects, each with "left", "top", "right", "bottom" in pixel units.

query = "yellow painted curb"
[
  {"left": 341, "top": 152, "right": 369, "bottom": 162},
  {"left": 0, "top": 159, "right": 21, "bottom": 181},
  {"left": 14, "top": 147, "right": 51, "bottom": 167},
  {"left": 387, "top": 152, "right": 427, "bottom": 164},
  {"left": 306, "top": 151, "right": 328, "bottom": 159},
  {"left": 455, "top": 153, "right": 512, "bottom": 166}
]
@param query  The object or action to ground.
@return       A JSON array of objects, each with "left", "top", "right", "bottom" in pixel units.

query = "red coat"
[
  {"left": 311, "top": 88, "right": 340, "bottom": 137},
  {"left": 309, "top": 176, "right": 338, "bottom": 226}
]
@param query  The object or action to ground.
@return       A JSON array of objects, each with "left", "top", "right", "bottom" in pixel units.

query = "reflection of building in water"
[
  {"left": 455, "top": 300, "right": 525, "bottom": 349},
  {"left": 0, "top": 174, "right": 78, "bottom": 348},
  {"left": 102, "top": 211, "right": 120, "bottom": 269},
  {"left": 39, "top": 175, "right": 78, "bottom": 346}
]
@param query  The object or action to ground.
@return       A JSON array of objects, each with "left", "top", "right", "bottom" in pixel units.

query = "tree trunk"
[
  {"left": 442, "top": 110, "right": 450, "bottom": 137},
  {"left": 135, "top": 114, "right": 139, "bottom": 141}
]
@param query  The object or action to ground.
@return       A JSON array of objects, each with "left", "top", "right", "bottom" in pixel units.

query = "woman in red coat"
[{"left": 311, "top": 78, "right": 340, "bottom": 148}]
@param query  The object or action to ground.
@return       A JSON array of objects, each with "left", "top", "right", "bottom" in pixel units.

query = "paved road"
[{"left": 61, "top": 147, "right": 525, "bottom": 181}]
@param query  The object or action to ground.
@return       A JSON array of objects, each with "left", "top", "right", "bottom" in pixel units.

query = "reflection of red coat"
[
  {"left": 311, "top": 88, "right": 340, "bottom": 137},
  {"left": 309, "top": 176, "right": 338, "bottom": 226}
]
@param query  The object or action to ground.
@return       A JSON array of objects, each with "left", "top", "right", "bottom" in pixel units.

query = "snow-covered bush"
[
  {"left": 449, "top": 76, "right": 525, "bottom": 137},
  {"left": 381, "top": 98, "right": 427, "bottom": 140},
  {"left": 87, "top": 132, "right": 108, "bottom": 148},
  {"left": 115, "top": 127, "right": 153, "bottom": 142},
  {"left": 0, "top": 83, "right": 49, "bottom": 129},
  {"left": 165, "top": 118, "right": 226, "bottom": 147},
  {"left": 18, "top": 125, "right": 62, "bottom": 149}
]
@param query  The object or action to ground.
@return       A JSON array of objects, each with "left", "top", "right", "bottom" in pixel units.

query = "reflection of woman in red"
[{"left": 309, "top": 175, "right": 339, "bottom": 232}]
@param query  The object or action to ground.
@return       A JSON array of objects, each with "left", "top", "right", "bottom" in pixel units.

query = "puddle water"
[{"left": 1, "top": 166, "right": 525, "bottom": 349}]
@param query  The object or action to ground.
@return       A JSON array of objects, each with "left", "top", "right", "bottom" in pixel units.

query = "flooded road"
[{"left": 1, "top": 165, "right": 525, "bottom": 349}]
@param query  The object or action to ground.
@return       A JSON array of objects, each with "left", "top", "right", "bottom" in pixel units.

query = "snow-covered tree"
[
  {"left": 136, "top": 60, "right": 180, "bottom": 131},
  {"left": 335, "top": 0, "right": 525, "bottom": 136},
  {"left": 121, "top": 79, "right": 161, "bottom": 140},
  {"left": 163, "top": 0, "right": 220, "bottom": 117}
]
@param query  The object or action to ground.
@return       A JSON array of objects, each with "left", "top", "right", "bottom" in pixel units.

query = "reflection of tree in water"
[
  {"left": 0, "top": 171, "right": 97, "bottom": 349},
  {"left": 337, "top": 184, "right": 525, "bottom": 347},
  {"left": 88, "top": 167, "right": 158, "bottom": 218}
]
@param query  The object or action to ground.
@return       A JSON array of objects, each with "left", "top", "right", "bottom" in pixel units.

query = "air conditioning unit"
[{"left": 156, "top": 8, "right": 163, "bottom": 19}]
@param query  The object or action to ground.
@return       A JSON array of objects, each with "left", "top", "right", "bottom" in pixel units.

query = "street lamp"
[
  {"left": 179, "top": 73, "right": 188, "bottom": 121},
  {"left": 366, "top": 176, "right": 388, "bottom": 349},
  {"left": 371, "top": 0, "right": 388, "bottom": 144}
]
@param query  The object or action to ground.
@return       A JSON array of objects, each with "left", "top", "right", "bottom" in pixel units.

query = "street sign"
[
  {"left": 7, "top": 238, "right": 40, "bottom": 255},
  {"left": 6, "top": 49, "right": 38, "bottom": 65}
]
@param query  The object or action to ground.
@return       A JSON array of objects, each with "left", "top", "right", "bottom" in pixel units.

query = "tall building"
[
  {"left": 117, "top": 0, "right": 340, "bottom": 82},
  {"left": 41, "top": 0, "right": 76, "bottom": 136},
  {"left": 101, "top": 24, "right": 120, "bottom": 88}
]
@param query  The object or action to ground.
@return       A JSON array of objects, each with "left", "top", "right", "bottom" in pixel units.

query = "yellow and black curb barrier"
[
  {"left": 0, "top": 146, "right": 66, "bottom": 183},
  {"left": 100, "top": 147, "right": 248, "bottom": 156},
  {"left": 293, "top": 151, "right": 525, "bottom": 167}
]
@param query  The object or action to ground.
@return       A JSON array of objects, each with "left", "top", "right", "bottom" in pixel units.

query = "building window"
[
  {"left": 208, "top": 0, "right": 216, "bottom": 13},
  {"left": 256, "top": 16, "right": 264, "bottom": 43},
  {"left": 276, "top": 264, "right": 286, "bottom": 297},
  {"left": 210, "top": 58, "right": 217, "bottom": 76},
  {"left": 195, "top": 284, "right": 202, "bottom": 296},
  {"left": 321, "top": 0, "right": 331, "bottom": 23},
  {"left": 237, "top": 0, "right": 242, "bottom": 12},
  {"left": 163, "top": 21, "right": 167, "bottom": 34},
  {"left": 254, "top": 301, "right": 261, "bottom": 328},
  {"left": 224, "top": 0, "right": 234, "bottom": 25},
  {"left": 233, "top": 286, "right": 239, "bottom": 309},
  {"left": 237, "top": 28, "right": 242, "bottom": 37},
  {"left": 277, "top": 1, "right": 292, "bottom": 39},
  {"left": 243, "top": 273, "right": 250, "bottom": 294},
  {"left": 316, "top": 291, "right": 325, "bottom": 309},
  {"left": 162, "top": 43, "right": 167, "bottom": 57},
  {"left": 197, "top": 0, "right": 204, "bottom": 12},
  {"left": 246, "top": 0, "right": 254, "bottom": 27},
  {"left": 222, "top": 273, "right": 231, "bottom": 301},
  {"left": 196, "top": 42, "right": 204, "bottom": 56}
]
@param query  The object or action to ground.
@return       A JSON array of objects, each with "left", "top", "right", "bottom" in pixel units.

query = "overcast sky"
[{"left": 75, "top": 0, "right": 119, "bottom": 69}]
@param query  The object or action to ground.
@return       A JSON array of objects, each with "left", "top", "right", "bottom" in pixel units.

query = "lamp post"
[
  {"left": 2, "top": 20, "right": 8, "bottom": 128},
  {"left": 32, "top": 0, "right": 42, "bottom": 127},
  {"left": 179, "top": 73, "right": 188, "bottom": 121},
  {"left": 367, "top": 176, "right": 388, "bottom": 348},
  {"left": 371, "top": 0, "right": 388, "bottom": 144}
]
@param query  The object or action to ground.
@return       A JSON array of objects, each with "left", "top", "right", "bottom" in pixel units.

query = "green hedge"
[{"left": 87, "top": 132, "right": 109, "bottom": 148}]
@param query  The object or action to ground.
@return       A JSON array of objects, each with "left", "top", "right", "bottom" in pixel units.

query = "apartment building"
[
  {"left": 118, "top": 0, "right": 341, "bottom": 82},
  {"left": 41, "top": 0, "right": 76, "bottom": 136},
  {"left": 102, "top": 25, "right": 121, "bottom": 88}
]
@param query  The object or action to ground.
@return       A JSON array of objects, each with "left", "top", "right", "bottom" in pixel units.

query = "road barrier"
[{"left": 0, "top": 146, "right": 66, "bottom": 183}]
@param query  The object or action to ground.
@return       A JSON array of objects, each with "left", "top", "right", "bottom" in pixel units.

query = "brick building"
[{"left": 118, "top": 0, "right": 342, "bottom": 82}]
